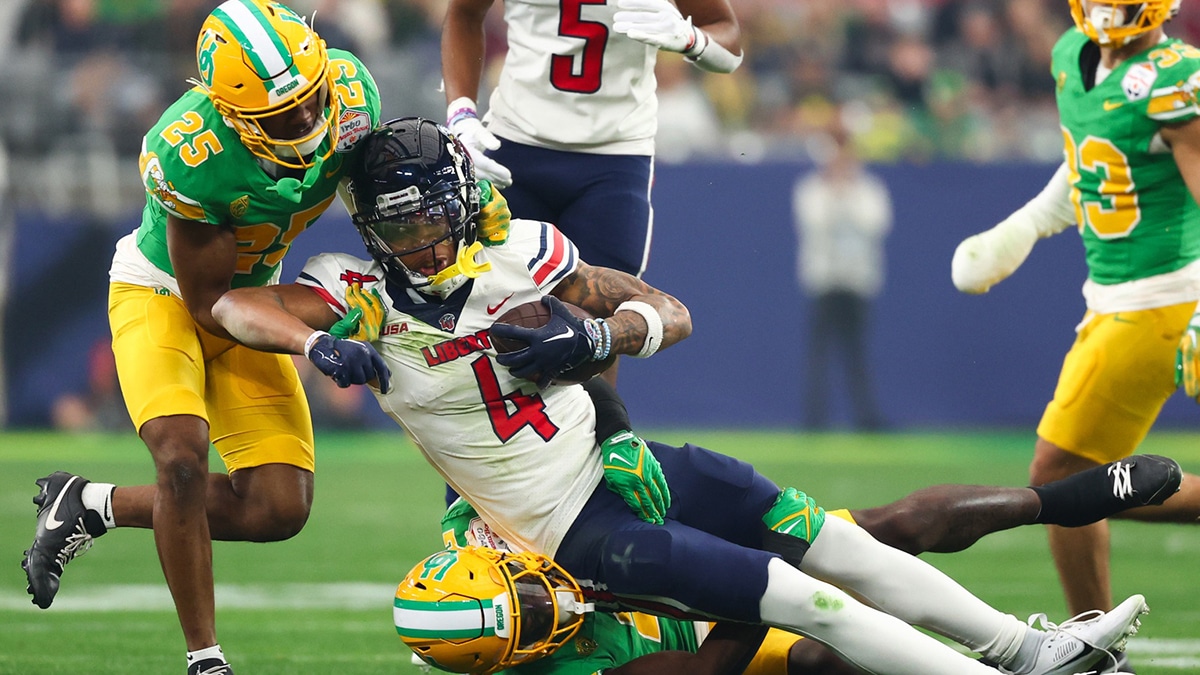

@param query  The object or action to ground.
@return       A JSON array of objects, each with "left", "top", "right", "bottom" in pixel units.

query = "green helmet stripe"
[
  {"left": 212, "top": 0, "right": 293, "bottom": 80},
  {"left": 393, "top": 597, "right": 497, "bottom": 639}
]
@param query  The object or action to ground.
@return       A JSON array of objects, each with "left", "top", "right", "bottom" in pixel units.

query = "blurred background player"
[
  {"left": 793, "top": 122, "right": 891, "bottom": 431},
  {"left": 20, "top": 2, "right": 384, "bottom": 674},
  {"left": 213, "top": 118, "right": 1149, "bottom": 675},
  {"left": 951, "top": 0, "right": 1200, "bottom": 667},
  {"left": 440, "top": 0, "right": 742, "bottom": 385}
]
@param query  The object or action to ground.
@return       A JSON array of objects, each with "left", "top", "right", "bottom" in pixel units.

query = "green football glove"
[
  {"left": 763, "top": 487, "right": 826, "bottom": 545},
  {"left": 601, "top": 431, "right": 670, "bottom": 525},
  {"left": 329, "top": 285, "right": 386, "bottom": 341},
  {"left": 476, "top": 179, "right": 511, "bottom": 247},
  {"left": 1176, "top": 311, "right": 1200, "bottom": 400}
]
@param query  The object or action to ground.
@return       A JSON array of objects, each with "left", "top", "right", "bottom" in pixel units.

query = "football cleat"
[
  {"left": 187, "top": 658, "right": 235, "bottom": 675},
  {"left": 22, "top": 472, "right": 107, "bottom": 609},
  {"left": 1034, "top": 454, "right": 1182, "bottom": 528},
  {"left": 1107, "top": 455, "right": 1181, "bottom": 508},
  {"left": 1007, "top": 594, "right": 1148, "bottom": 675}
]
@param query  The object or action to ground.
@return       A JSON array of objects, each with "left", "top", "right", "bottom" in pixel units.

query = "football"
[{"left": 491, "top": 299, "right": 617, "bottom": 384}]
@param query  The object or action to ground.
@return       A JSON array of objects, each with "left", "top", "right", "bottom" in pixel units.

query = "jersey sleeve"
[
  {"left": 1146, "top": 42, "right": 1200, "bottom": 123},
  {"left": 295, "top": 252, "right": 379, "bottom": 317},
  {"left": 329, "top": 49, "right": 382, "bottom": 152},
  {"left": 505, "top": 219, "right": 581, "bottom": 293},
  {"left": 138, "top": 121, "right": 214, "bottom": 224}
]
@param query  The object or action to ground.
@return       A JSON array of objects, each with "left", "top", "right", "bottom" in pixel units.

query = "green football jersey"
[
  {"left": 1052, "top": 29, "right": 1200, "bottom": 284},
  {"left": 440, "top": 500, "right": 703, "bottom": 675},
  {"left": 135, "top": 48, "right": 380, "bottom": 288}
]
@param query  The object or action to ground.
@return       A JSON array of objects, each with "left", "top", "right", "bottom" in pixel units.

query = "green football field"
[{"left": 2, "top": 430, "right": 1198, "bottom": 674}]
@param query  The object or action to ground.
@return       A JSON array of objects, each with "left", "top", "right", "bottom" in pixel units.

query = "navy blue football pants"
[
  {"left": 488, "top": 138, "right": 653, "bottom": 277},
  {"left": 555, "top": 442, "right": 783, "bottom": 622}
]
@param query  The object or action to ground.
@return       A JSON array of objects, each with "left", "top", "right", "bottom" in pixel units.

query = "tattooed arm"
[{"left": 550, "top": 262, "right": 692, "bottom": 356}]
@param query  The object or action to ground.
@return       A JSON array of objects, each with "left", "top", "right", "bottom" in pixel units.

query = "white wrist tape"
[
  {"left": 304, "top": 330, "right": 332, "bottom": 358},
  {"left": 685, "top": 29, "right": 743, "bottom": 73},
  {"left": 616, "top": 301, "right": 664, "bottom": 358}
]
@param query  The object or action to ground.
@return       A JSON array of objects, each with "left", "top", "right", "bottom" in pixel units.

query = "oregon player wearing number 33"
[
  {"left": 19, "top": 2, "right": 384, "bottom": 674},
  {"left": 951, "top": 0, "right": 1200, "bottom": 663}
]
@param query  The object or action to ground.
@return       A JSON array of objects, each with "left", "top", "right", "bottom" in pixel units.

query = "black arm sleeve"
[{"left": 581, "top": 377, "right": 633, "bottom": 441}]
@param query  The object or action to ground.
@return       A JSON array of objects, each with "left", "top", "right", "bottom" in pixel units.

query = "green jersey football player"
[
  {"left": 21, "top": 2, "right": 384, "bottom": 674},
  {"left": 952, "top": 2, "right": 1200, "bottom": 666}
]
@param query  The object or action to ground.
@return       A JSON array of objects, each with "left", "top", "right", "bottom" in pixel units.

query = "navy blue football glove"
[
  {"left": 492, "top": 295, "right": 599, "bottom": 388},
  {"left": 306, "top": 332, "right": 392, "bottom": 394}
]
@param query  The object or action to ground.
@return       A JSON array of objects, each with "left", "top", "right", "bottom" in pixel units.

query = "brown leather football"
[{"left": 491, "top": 299, "right": 617, "bottom": 383}]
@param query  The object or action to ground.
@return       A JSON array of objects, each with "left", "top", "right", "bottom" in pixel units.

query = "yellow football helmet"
[
  {"left": 194, "top": 0, "right": 340, "bottom": 168},
  {"left": 394, "top": 547, "right": 592, "bottom": 675},
  {"left": 1069, "top": 0, "right": 1181, "bottom": 48}
]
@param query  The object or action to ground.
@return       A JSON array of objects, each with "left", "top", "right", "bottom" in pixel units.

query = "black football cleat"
[
  {"left": 187, "top": 658, "right": 235, "bottom": 675},
  {"left": 22, "top": 471, "right": 107, "bottom": 609},
  {"left": 1107, "top": 454, "right": 1182, "bottom": 508},
  {"left": 1033, "top": 454, "right": 1183, "bottom": 528}
]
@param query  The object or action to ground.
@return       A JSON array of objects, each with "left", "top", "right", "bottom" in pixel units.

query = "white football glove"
[
  {"left": 446, "top": 98, "right": 513, "bottom": 189},
  {"left": 612, "top": 0, "right": 703, "bottom": 55}
]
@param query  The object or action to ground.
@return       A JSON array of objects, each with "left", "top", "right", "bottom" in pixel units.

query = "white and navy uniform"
[
  {"left": 301, "top": 221, "right": 783, "bottom": 621},
  {"left": 481, "top": 0, "right": 656, "bottom": 277}
]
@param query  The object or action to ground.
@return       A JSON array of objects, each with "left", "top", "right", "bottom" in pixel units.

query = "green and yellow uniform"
[
  {"left": 439, "top": 500, "right": 842, "bottom": 675},
  {"left": 1041, "top": 29, "right": 1200, "bottom": 462},
  {"left": 108, "top": 48, "right": 380, "bottom": 472}
]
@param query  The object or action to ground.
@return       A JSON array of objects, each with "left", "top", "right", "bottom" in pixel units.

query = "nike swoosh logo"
[
  {"left": 607, "top": 452, "right": 637, "bottom": 467},
  {"left": 44, "top": 476, "right": 79, "bottom": 530},
  {"left": 1103, "top": 100, "right": 1124, "bottom": 111},
  {"left": 487, "top": 293, "right": 515, "bottom": 315},
  {"left": 544, "top": 327, "right": 574, "bottom": 342},
  {"left": 324, "top": 156, "right": 343, "bottom": 179}
]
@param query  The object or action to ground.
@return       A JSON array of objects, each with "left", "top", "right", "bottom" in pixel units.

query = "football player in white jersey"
[
  {"left": 212, "top": 118, "right": 1152, "bottom": 675},
  {"left": 440, "top": 0, "right": 742, "bottom": 282}
]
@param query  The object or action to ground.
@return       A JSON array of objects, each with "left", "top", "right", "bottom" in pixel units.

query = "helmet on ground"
[
  {"left": 348, "top": 117, "right": 481, "bottom": 293},
  {"left": 194, "top": 0, "right": 339, "bottom": 168},
  {"left": 394, "top": 546, "right": 592, "bottom": 675},
  {"left": 1069, "top": 0, "right": 1180, "bottom": 47}
]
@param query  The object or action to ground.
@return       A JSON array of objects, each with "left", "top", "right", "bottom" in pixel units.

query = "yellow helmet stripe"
[{"left": 212, "top": 0, "right": 298, "bottom": 82}]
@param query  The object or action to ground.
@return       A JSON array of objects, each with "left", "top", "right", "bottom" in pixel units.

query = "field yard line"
[{"left": 0, "top": 582, "right": 396, "bottom": 611}]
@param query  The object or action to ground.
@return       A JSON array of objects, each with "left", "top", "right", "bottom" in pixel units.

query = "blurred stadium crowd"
[{"left": 5, "top": 0, "right": 1200, "bottom": 220}]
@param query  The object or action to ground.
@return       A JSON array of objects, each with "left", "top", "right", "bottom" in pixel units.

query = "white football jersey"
[
  {"left": 298, "top": 220, "right": 603, "bottom": 556},
  {"left": 484, "top": 0, "right": 658, "bottom": 155}
]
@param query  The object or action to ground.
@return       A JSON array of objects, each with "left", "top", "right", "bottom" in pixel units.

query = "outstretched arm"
[
  {"left": 951, "top": 163, "right": 1075, "bottom": 294},
  {"left": 212, "top": 284, "right": 339, "bottom": 354},
  {"left": 213, "top": 283, "right": 390, "bottom": 392}
]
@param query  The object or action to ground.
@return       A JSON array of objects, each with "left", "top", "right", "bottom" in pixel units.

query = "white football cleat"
[{"left": 1007, "top": 594, "right": 1148, "bottom": 675}]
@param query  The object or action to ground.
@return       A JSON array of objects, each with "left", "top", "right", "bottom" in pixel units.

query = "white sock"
[
  {"left": 80, "top": 482, "right": 116, "bottom": 529},
  {"left": 187, "top": 645, "right": 226, "bottom": 666},
  {"left": 757, "top": 557, "right": 998, "bottom": 674},
  {"left": 799, "top": 516, "right": 1027, "bottom": 664}
]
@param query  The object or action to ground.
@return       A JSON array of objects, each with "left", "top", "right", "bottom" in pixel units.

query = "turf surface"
[{"left": 1, "top": 430, "right": 1198, "bottom": 674}]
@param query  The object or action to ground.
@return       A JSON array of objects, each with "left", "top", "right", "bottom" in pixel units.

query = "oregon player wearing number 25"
[
  {"left": 951, "top": 0, "right": 1200, "bottom": 659},
  {"left": 19, "top": 2, "right": 382, "bottom": 674}
]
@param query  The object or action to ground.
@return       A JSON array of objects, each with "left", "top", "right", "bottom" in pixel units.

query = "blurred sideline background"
[{"left": 4, "top": 0, "right": 1200, "bottom": 430}]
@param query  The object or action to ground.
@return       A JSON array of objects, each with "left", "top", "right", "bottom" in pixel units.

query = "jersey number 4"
[
  {"left": 472, "top": 357, "right": 560, "bottom": 442},
  {"left": 551, "top": 0, "right": 608, "bottom": 94}
]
